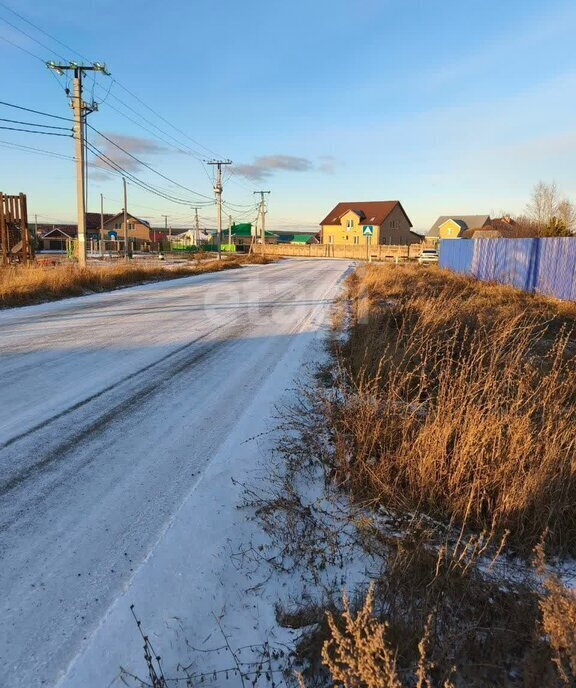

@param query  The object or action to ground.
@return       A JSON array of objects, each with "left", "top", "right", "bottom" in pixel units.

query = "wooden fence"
[
  {"left": 1, "top": 192, "right": 33, "bottom": 265},
  {"left": 254, "top": 242, "right": 423, "bottom": 260}
]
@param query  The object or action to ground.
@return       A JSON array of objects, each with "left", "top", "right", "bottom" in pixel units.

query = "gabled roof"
[
  {"left": 42, "top": 227, "right": 76, "bottom": 239},
  {"left": 85, "top": 212, "right": 115, "bottom": 230},
  {"left": 104, "top": 211, "right": 151, "bottom": 227},
  {"left": 320, "top": 201, "right": 412, "bottom": 227},
  {"left": 428, "top": 215, "right": 490, "bottom": 237},
  {"left": 291, "top": 233, "right": 316, "bottom": 243}
]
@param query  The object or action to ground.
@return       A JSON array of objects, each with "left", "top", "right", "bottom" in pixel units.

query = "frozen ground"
[{"left": 0, "top": 258, "right": 353, "bottom": 688}]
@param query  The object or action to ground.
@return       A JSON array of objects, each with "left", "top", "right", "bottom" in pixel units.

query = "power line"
[
  {"left": 0, "top": 100, "right": 73, "bottom": 121},
  {"left": 0, "top": 138, "right": 75, "bottom": 160},
  {"left": 112, "top": 80, "right": 224, "bottom": 160},
  {"left": 0, "top": 32, "right": 44, "bottom": 62},
  {"left": 0, "top": 0, "right": 90, "bottom": 62},
  {"left": 87, "top": 123, "right": 214, "bottom": 200},
  {"left": 86, "top": 141, "right": 212, "bottom": 207},
  {"left": 92, "top": 84, "right": 206, "bottom": 160},
  {"left": 0, "top": 125, "right": 71, "bottom": 136},
  {"left": 92, "top": 95, "right": 194, "bottom": 156},
  {"left": 0, "top": 14, "right": 67, "bottom": 61},
  {"left": 0, "top": 117, "right": 71, "bottom": 130}
]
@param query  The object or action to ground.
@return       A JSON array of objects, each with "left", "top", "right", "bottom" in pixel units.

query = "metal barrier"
[{"left": 439, "top": 238, "right": 576, "bottom": 301}]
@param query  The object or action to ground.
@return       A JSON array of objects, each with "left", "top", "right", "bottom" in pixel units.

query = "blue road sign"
[{"left": 362, "top": 225, "right": 373, "bottom": 236}]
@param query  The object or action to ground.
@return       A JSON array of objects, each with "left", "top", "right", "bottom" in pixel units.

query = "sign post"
[{"left": 362, "top": 225, "right": 373, "bottom": 262}]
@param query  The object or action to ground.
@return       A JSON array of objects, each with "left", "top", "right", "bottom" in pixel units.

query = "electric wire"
[
  {"left": 0, "top": 125, "right": 71, "bottom": 136},
  {"left": 0, "top": 32, "right": 44, "bottom": 62},
  {"left": 0, "top": 117, "right": 71, "bottom": 130},
  {"left": 0, "top": 138, "right": 75, "bottom": 160},
  {"left": 0, "top": 100, "right": 73, "bottom": 121},
  {"left": 86, "top": 141, "right": 212, "bottom": 207},
  {"left": 0, "top": 14, "right": 67, "bottom": 61},
  {"left": 87, "top": 123, "right": 214, "bottom": 200}
]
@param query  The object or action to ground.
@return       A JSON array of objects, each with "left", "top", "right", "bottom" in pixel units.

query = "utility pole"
[
  {"left": 123, "top": 177, "right": 129, "bottom": 263},
  {"left": 228, "top": 214, "right": 232, "bottom": 251},
  {"left": 46, "top": 61, "right": 110, "bottom": 267},
  {"left": 254, "top": 191, "right": 270, "bottom": 256},
  {"left": 194, "top": 207, "right": 200, "bottom": 245},
  {"left": 100, "top": 193, "right": 104, "bottom": 257},
  {"left": 206, "top": 160, "right": 232, "bottom": 260}
]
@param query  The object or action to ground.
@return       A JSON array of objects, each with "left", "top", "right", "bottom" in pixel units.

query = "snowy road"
[{"left": 0, "top": 258, "right": 352, "bottom": 688}]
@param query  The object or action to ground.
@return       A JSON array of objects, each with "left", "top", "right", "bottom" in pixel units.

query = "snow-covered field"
[{"left": 0, "top": 258, "right": 353, "bottom": 688}]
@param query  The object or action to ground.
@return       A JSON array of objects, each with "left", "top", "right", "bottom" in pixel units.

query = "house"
[
  {"left": 427, "top": 215, "right": 491, "bottom": 239},
  {"left": 319, "top": 201, "right": 416, "bottom": 245},
  {"left": 39, "top": 226, "right": 76, "bottom": 252},
  {"left": 276, "top": 232, "right": 320, "bottom": 245},
  {"left": 460, "top": 217, "right": 541, "bottom": 239},
  {"left": 219, "top": 223, "right": 278, "bottom": 247},
  {"left": 103, "top": 212, "right": 151, "bottom": 241}
]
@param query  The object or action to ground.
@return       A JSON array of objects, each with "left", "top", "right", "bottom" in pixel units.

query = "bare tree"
[
  {"left": 525, "top": 181, "right": 575, "bottom": 236},
  {"left": 526, "top": 181, "right": 559, "bottom": 226},
  {"left": 557, "top": 199, "right": 576, "bottom": 233}
]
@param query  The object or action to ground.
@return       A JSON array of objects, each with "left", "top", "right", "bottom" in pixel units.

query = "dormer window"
[{"left": 346, "top": 219, "right": 354, "bottom": 231}]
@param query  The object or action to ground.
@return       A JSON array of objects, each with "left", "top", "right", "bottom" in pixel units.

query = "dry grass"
[
  {"left": 329, "top": 264, "right": 576, "bottom": 554},
  {"left": 0, "top": 254, "right": 271, "bottom": 308}
]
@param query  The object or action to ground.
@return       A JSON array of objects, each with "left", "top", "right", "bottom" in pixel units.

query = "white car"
[{"left": 417, "top": 248, "right": 439, "bottom": 265}]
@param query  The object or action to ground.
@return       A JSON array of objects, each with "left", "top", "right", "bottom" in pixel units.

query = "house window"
[
  {"left": 328, "top": 235, "right": 334, "bottom": 244},
  {"left": 390, "top": 219, "right": 398, "bottom": 229},
  {"left": 353, "top": 236, "right": 359, "bottom": 245},
  {"left": 114, "top": 222, "right": 120, "bottom": 230},
  {"left": 346, "top": 219, "right": 353, "bottom": 231}
]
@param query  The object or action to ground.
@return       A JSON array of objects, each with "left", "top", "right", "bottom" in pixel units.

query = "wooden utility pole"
[
  {"left": 123, "top": 177, "right": 129, "bottom": 262},
  {"left": 206, "top": 160, "right": 232, "bottom": 260},
  {"left": 46, "top": 61, "right": 110, "bottom": 267},
  {"left": 254, "top": 191, "right": 270, "bottom": 257}
]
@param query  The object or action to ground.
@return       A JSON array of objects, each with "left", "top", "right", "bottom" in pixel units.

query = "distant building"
[
  {"left": 103, "top": 212, "right": 151, "bottom": 241},
  {"left": 276, "top": 232, "right": 320, "bottom": 245},
  {"left": 319, "top": 201, "right": 416, "bottom": 245},
  {"left": 427, "top": 215, "right": 491, "bottom": 239}
]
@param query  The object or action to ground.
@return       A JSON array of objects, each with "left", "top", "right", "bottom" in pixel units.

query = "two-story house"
[{"left": 320, "top": 201, "right": 415, "bottom": 245}]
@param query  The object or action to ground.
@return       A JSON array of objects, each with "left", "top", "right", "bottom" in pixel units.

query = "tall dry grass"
[
  {"left": 0, "top": 254, "right": 270, "bottom": 308},
  {"left": 330, "top": 265, "right": 576, "bottom": 554}
]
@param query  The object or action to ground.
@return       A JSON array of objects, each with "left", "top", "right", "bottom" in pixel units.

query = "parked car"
[{"left": 417, "top": 248, "right": 439, "bottom": 265}]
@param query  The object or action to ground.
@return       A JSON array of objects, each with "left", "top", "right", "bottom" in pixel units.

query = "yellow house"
[
  {"left": 103, "top": 211, "right": 152, "bottom": 241},
  {"left": 427, "top": 215, "right": 491, "bottom": 239},
  {"left": 319, "top": 201, "right": 415, "bottom": 246}
]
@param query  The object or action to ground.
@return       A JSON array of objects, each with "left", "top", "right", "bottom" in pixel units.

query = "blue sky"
[{"left": 1, "top": 0, "right": 575, "bottom": 231}]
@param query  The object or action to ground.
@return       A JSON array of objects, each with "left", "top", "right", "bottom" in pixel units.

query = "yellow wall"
[
  {"left": 104, "top": 217, "right": 150, "bottom": 241},
  {"left": 438, "top": 219, "right": 462, "bottom": 239},
  {"left": 321, "top": 210, "right": 377, "bottom": 246}
]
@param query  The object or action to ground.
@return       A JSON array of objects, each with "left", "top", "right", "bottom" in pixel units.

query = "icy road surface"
[{"left": 0, "top": 258, "right": 352, "bottom": 687}]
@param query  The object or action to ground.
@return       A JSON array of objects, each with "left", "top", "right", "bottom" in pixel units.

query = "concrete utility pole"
[
  {"left": 254, "top": 191, "right": 270, "bottom": 256},
  {"left": 46, "top": 61, "right": 110, "bottom": 267},
  {"left": 100, "top": 193, "right": 104, "bottom": 257},
  {"left": 123, "top": 177, "right": 129, "bottom": 262},
  {"left": 206, "top": 160, "right": 232, "bottom": 260},
  {"left": 194, "top": 207, "right": 200, "bottom": 245}
]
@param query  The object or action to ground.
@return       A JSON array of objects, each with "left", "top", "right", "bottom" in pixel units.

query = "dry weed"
[{"left": 0, "top": 254, "right": 271, "bottom": 308}]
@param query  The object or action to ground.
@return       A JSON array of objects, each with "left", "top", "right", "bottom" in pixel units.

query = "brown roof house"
[
  {"left": 103, "top": 212, "right": 151, "bottom": 241},
  {"left": 427, "top": 215, "right": 491, "bottom": 239},
  {"left": 320, "top": 201, "right": 416, "bottom": 245}
]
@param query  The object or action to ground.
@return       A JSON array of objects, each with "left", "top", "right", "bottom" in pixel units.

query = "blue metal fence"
[{"left": 438, "top": 238, "right": 576, "bottom": 301}]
